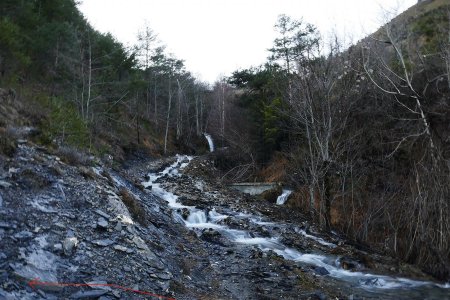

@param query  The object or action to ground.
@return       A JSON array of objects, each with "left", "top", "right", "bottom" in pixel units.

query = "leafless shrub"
[
  {"left": 57, "top": 146, "right": 91, "bottom": 166},
  {"left": 0, "top": 127, "right": 17, "bottom": 157},
  {"left": 119, "top": 188, "right": 147, "bottom": 226}
]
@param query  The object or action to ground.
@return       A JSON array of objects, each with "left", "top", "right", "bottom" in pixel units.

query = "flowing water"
[
  {"left": 276, "top": 189, "right": 292, "bottom": 205},
  {"left": 204, "top": 133, "right": 215, "bottom": 152},
  {"left": 144, "top": 155, "right": 450, "bottom": 299}
]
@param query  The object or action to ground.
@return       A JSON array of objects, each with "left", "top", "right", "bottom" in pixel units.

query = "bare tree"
[
  {"left": 176, "top": 78, "right": 183, "bottom": 140},
  {"left": 136, "top": 25, "right": 158, "bottom": 121},
  {"left": 288, "top": 37, "right": 359, "bottom": 229},
  {"left": 361, "top": 8, "right": 450, "bottom": 277},
  {"left": 164, "top": 77, "right": 172, "bottom": 154}
]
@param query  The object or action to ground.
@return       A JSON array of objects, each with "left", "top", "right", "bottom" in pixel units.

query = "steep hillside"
[
  {"left": 0, "top": 0, "right": 212, "bottom": 162},
  {"left": 217, "top": 1, "right": 450, "bottom": 281}
]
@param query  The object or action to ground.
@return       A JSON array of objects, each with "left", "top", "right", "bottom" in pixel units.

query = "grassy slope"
[{"left": 371, "top": 0, "right": 448, "bottom": 37}]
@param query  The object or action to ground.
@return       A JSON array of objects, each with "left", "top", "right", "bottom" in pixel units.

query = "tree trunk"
[
  {"left": 154, "top": 79, "right": 158, "bottom": 126},
  {"left": 176, "top": 79, "right": 182, "bottom": 140},
  {"left": 323, "top": 164, "right": 332, "bottom": 230},
  {"left": 164, "top": 78, "right": 172, "bottom": 154},
  {"left": 136, "top": 92, "right": 140, "bottom": 144},
  {"left": 195, "top": 94, "right": 200, "bottom": 136}
]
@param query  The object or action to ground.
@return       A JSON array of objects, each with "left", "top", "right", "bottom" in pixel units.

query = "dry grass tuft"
[
  {"left": 257, "top": 153, "right": 288, "bottom": 182},
  {"left": 0, "top": 128, "right": 17, "bottom": 157},
  {"left": 119, "top": 188, "right": 147, "bottom": 226},
  {"left": 57, "top": 146, "right": 91, "bottom": 166},
  {"left": 78, "top": 166, "right": 96, "bottom": 180}
]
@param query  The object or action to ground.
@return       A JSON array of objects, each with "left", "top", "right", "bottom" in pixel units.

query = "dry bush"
[
  {"left": 118, "top": 188, "right": 147, "bottom": 226},
  {"left": 57, "top": 146, "right": 91, "bottom": 166},
  {"left": 0, "top": 127, "right": 17, "bottom": 157},
  {"left": 257, "top": 153, "right": 288, "bottom": 182},
  {"left": 78, "top": 166, "right": 96, "bottom": 180}
]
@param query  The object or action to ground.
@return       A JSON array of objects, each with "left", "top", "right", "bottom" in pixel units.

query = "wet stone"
[
  {"left": 13, "top": 230, "right": 33, "bottom": 239},
  {"left": 200, "top": 229, "right": 231, "bottom": 247},
  {"left": 0, "top": 223, "right": 15, "bottom": 230},
  {"left": 113, "top": 245, "right": 133, "bottom": 253},
  {"left": 0, "top": 180, "right": 12, "bottom": 188},
  {"left": 97, "top": 218, "right": 109, "bottom": 229},
  {"left": 181, "top": 208, "right": 190, "bottom": 220},
  {"left": 70, "top": 289, "right": 108, "bottom": 299},
  {"left": 93, "top": 239, "right": 114, "bottom": 247},
  {"left": 313, "top": 266, "right": 330, "bottom": 276},
  {"left": 95, "top": 209, "right": 111, "bottom": 220},
  {"left": 63, "top": 237, "right": 79, "bottom": 256},
  {"left": 132, "top": 236, "right": 147, "bottom": 250},
  {"left": 60, "top": 212, "right": 76, "bottom": 220},
  {"left": 156, "top": 271, "right": 173, "bottom": 280},
  {"left": 54, "top": 222, "right": 66, "bottom": 229},
  {"left": 114, "top": 222, "right": 122, "bottom": 231},
  {"left": 339, "top": 256, "right": 361, "bottom": 271},
  {"left": 144, "top": 259, "right": 165, "bottom": 270},
  {"left": 86, "top": 280, "right": 111, "bottom": 291}
]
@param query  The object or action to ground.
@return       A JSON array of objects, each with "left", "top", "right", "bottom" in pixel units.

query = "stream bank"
[{"left": 0, "top": 138, "right": 448, "bottom": 299}]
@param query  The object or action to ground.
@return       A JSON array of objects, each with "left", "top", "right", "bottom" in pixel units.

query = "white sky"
[{"left": 78, "top": 0, "right": 416, "bottom": 83}]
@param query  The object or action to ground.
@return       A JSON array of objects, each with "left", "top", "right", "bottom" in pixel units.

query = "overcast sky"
[{"left": 78, "top": 0, "right": 416, "bottom": 83}]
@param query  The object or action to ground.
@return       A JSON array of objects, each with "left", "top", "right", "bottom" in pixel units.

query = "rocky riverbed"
[{"left": 0, "top": 139, "right": 449, "bottom": 299}]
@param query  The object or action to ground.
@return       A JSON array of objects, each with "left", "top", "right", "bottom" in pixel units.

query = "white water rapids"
[{"left": 143, "top": 155, "right": 450, "bottom": 298}]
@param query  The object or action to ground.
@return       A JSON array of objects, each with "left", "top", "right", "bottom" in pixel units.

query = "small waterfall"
[
  {"left": 276, "top": 189, "right": 292, "bottom": 205},
  {"left": 186, "top": 210, "right": 207, "bottom": 224},
  {"left": 204, "top": 133, "right": 214, "bottom": 152}
]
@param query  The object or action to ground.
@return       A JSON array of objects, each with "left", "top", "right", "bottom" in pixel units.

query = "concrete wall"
[{"left": 229, "top": 183, "right": 279, "bottom": 195}]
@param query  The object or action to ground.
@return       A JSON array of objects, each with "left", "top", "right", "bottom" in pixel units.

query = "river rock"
[
  {"left": 14, "top": 230, "right": 33, "bottom": 239},
  {"left": 200, "top": 229, "right": 231, "bottom": 247},
  {"left": 53, "top": 243, "right": 63, "bottom": 251},
  {"left": 313, "top": 266, "right": 330, "bottom": 276},
  {"left": 152, "top": 271, "right": 173, "bottom": 280},
  {"left": 0, "top": 180, "right": 12, "bottom": 188},
  {"left": 97, "top": 218, "right": 109, "bottom": 229},
  {"left": 123, "top": 266, "right": 131, "bottom": 272},
  {"left": 114, "top": 222, "right": 122, "bottom": 231},
  {"left": 95, "top": 209, "right": 111, "bottom": 219},
  {"left": 0, "top": 222, "right": 16, "bottom": 229},
  {"left": 93, "top": 239, "right": 114, "bottom": 247},
  {"left": 63, "top": 237, "right": 79, "bottom": 256},
  {"left": 113, "top": 245, "right": 133, "bottom": 253},
  {"left": 70, "top": 289, "right": 108, "bottom": 299},
  {"left": 339, "top": 256, "right": 361, "bottom": 271},
  {"left": 180, "top": 208, "right": 190, "bottom": 220}
]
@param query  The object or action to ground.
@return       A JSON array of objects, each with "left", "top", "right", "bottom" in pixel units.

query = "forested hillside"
[
  {"left": 207, "top": 0, "right": 450, "bottom": 280},
  {"left": 0, "top": 0, "right": 211, "bottom": 160}
]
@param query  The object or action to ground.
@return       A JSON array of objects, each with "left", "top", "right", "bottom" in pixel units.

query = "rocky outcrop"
[{"left": 0, "top": 141, "right": 181, "bottom": 299}]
